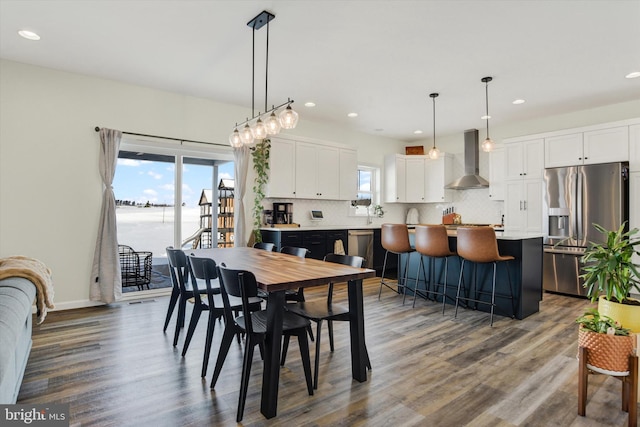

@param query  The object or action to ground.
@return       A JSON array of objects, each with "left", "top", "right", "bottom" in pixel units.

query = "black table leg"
[
  {"left": 261, "top": 289, "right": 284, "bottom": 418},
  {"left": 347, "top": 278, "right": 368, "bottom": 382}
]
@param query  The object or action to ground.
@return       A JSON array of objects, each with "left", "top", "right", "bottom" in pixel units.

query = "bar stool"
[
  {"left": 454, "top": 227, "right": 515, "bottom": 326},
  {"left": 378, "top": 223, "right": 416, "bottom": 304},
  {"left": 413, "top": 224, "right": 457, "bottom": 312}
]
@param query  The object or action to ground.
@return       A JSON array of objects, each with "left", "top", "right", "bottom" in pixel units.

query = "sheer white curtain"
[
  {"left": 233, "top": 145, "right": 250, "bottom": 247},
  {"left": 90, "top": 128, "right": 122, "bottom": 303}
]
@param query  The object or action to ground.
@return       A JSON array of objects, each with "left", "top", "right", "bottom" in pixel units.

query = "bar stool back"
[
  {"left": 378, "top": 223, "right": 416, "bottom": 304},
  {"left": 413, "top": 225, "right": 457, "bottom": 312},
  {"left": 454, "top": 227, "right": 515, "bottom": 326}
]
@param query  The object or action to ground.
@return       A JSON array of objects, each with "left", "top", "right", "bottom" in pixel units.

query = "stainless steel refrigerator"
[{"left": 542, "top": 162, "right": 629, "bottom": 296}]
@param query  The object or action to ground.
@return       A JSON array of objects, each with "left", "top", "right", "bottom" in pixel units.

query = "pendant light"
[
  {"left": 428, "top": 92, "right": 440, "bottom": 160},
  {"left": 481, "top": 76, "right": 495, "bottom": 152},
  {"left": 228, "top": 10, "right": 298, "bottom": 146}
]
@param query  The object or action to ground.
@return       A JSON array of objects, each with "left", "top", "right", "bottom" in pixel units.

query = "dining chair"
[
  {"left": 164, "top": 246, "right": 208, "bottom": 347},
  {"left": 187, "top": 255, "right": 262, "bottom": 377},
  {"left": 253, "top": 242, "right": 275, "bottom": 251},
  {"left": 280, "top": 246, "right": 311, "bottom": 302},
  {"left": 215, "top": 263, "right": 314, "bottom": 422},
  {"left": 282, "top": 253, "right": 371, "bottom": 389}
]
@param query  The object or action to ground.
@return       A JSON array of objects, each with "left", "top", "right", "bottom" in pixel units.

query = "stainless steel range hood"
[{"left": 445, "top": 128, "right": 489, "bottom": 189}]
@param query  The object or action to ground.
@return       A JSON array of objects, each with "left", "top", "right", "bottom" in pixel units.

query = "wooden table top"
[{"left": 192, "top": 247, "right": 376, "bottom": 292}]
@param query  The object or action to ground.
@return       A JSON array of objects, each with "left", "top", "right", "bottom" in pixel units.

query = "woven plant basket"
[{"left": 578, "top": 326, "right": 636, "bottom": 374}]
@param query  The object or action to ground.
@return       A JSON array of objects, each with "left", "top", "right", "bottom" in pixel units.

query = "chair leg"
[
  {"left": 236, "top": 338, "right": 255, "bottom": 423},
  {"left": 441, "top": 257, "right": 450, "bottom": 315},
  {"left": 182, "top": 305, "right": 202, "bottom": 356},
  {"left": 578, "top": 346, "right": 588, "bottom": 416},
  {"left": 328, "top": 320, "right": 335, "bottom": 352},
  {"left": 627, "top": 354, "right": 637, "bottom": 427},
  {"left": 307, "top": 325, "right": 315, "bottom": 342},
  {"left": 163, "top": 289, "right": 179, "bottom": 332},
  {"left": 211, "top": 327, "right": 236, "bottom": 389},
  {"left": 201, "top": 312, "right": 218, "bottom": 377},
  {"left": 378, "top": 251, "right": 389, "bottom": 299},
  {"left": 401, "top": 252, "right": 412, "bottom": 305},
  {"left": 281, "top": 335, "right": 291, "bottom": 366},
  {"left": 489, "top": 262, "right": 497, "bottom": 327},
  {"left": 413, "top": 256, "right": 425, "bottom": 308},
  {"left": 297, "top": 331, "right": 314, "bottom": 395},
  {"left": 313, "top": 320, "right": 323, "bottom": 390},
  {"left": 173, "top": 297, "right": 187, "bottom": 346},
  {"left": 454, "top": 259, "right": 466, "bottom": 319}
]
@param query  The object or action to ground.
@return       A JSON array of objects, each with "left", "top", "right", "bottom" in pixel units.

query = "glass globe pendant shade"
[
  {"left": 482, "top": 137, "right": 495, "bottom": 152},
  {"left": 265, "top": 111, "right": 281, "bottom": 135},
  {"left": 279, "top": 105, "right": 299, "bottom": 129},
  {"left": 252, "top": 117, "right": 267, "bottom": 140},
  {"left": 240, "top": 124, "right": 255, "bottom": 145},
  {"left": 229, "top": 128, "right": 242, "bottom": 147},
  {"left": 428, "top": 146, "right": 440, "bottom": 160}
]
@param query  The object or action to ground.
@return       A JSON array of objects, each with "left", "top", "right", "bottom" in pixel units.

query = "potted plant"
[
  {"left": 581, "top": 222, "right": 640, "bottom": 332},
  {"left": 576, "top": 308, "right": 635, "bottom": 373}
]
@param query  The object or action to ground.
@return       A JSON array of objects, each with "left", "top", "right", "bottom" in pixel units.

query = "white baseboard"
[{"left": 31, "top": 288, "right": 172, "bottom": 312}]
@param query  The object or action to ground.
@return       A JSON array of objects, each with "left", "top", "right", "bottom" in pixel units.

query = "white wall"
[{"left": 0, "top": 59, "right": 403, "bottom": 308}]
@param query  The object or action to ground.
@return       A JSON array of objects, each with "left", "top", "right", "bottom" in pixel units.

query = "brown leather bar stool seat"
[
  {"left": 454, "top": 227, "right": 515, "bottom": 326},
  {"left": 378, "top": 223, "right": 416, "bottom": 304},
  {"left": 413, "top": 225, "right": 457, "bottom": 312}
]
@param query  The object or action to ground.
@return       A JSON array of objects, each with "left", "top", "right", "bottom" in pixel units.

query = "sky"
[{"left": 113, "top": 158, "right": 234, "bottom": 207}]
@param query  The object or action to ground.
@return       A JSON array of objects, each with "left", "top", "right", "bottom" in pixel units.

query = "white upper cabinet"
[
  {"left": 628, "top": 124, "right": 640, "bottom": 172},
  {"left": 405, "top": 156, "right": 426, "bottom": 202},
  {"left": 384, "top": 154, "right": 406, "bottom": 203},
  {"left": 504, "top": 179, "right": 543, "bottom": 233},
  {"left": 505, "top": 138, "right": 544, "bottom": 180},
  {"left": 424, "top": 153, "right": 453, "bottom": 203},
  {"left": 545, "top": 126, "right": 629, "bottom": 168},
  {"left": 266, "top": 138, "right": 296, "bottom": 198},
  {"left": 338, "top": 148, "right": 358, "bottom": 200},
  {"left": 295, "top": 142, "right": 340, "bottom": 200},
  {"left": 489, "top": 147, "right": 505, "bottom": 200}
]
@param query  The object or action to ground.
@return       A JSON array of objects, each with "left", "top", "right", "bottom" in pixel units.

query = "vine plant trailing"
[{"left": 251, "top": 139, "right": 270, "bottom": 243}]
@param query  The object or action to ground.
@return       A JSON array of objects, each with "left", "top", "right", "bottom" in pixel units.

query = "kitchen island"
[{"left": 399, "top": 230, "right": 543, "bottom": 320}]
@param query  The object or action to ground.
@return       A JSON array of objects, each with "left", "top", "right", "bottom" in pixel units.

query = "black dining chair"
[
  {"left": 214, "top": 263, "right": 314, "bottom": 422},
  {"left": 280, "top": 246, "right": 310, "bottom": 302},
  {"left": 164, "top": 247, "right": 208, "bottom": 347},
  {"left": 253, "top": 242, "right": 275, "bottom": 251},
  {"left": 282, "top": 253, "right": 371, "bottom": 389}
]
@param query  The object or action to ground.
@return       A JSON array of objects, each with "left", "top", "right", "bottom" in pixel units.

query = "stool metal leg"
[
  {"left": 378, "top": 250, "right": 389, "bottom": 299},
  {"left": 489, "top": 261, "right": 497, "bottom": 327},
  {"left": 454, "top": 259, "right": 466, "bottom": 319}
]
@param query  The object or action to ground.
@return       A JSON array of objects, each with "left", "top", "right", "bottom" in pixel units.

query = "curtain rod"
[{"left": 94, "top": 127, "right": 229, "bottom": 148}]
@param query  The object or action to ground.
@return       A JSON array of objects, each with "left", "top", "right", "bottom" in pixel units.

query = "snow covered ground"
[{"left": 116, "top": 205, "right": 202, "bottom": 262}]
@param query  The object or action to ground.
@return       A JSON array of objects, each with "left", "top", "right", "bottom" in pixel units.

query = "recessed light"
[
  {"left": 304, "top": 102, "right": 316, "bottom": 107},
  {"left": 625, "top": 71, "right": 640, "bottom": 79},
  {"left": 512, "top": 99, "right": 526, "bottom": 105},
  {"left": 413, "top": 130, "right": 423, "bottom": 135},
  {"left": 18, "top": 30, "right": 40, "bottom": 41},
  {"left": 481, "top": 115, "right": 491, "bottom": 120},
  {"left": 347, "top": 112, "right": 358, "bottom": 118}
]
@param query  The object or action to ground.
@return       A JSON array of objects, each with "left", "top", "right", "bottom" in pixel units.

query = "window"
[{"left": 352, "top": 165, "right": 380, "bottom": 216}]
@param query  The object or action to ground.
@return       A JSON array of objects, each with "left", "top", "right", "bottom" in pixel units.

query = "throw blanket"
[{"left": 0, "top": 256, "right": 55, "bottom": 324}]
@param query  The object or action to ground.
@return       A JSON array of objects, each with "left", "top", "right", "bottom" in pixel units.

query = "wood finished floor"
[{"left": 18, "top": 278, "right": 637, "bottom": 427}]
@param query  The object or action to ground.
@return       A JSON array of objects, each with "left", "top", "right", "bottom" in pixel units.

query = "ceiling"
[{"left": 1, "top": 0, "right": 639, "bottom": 142}]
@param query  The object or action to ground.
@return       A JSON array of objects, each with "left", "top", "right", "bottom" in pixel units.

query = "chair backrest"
[
  {"left": 280, "top": 246, "right": 310, "bottom": 258},
  {"left": 253, "top": 242, "right": 275, "bottom": 251},
  {"left": 414, "top": 225, "right": 455, "bottom": 257},
  {"left": 381, "top": 223, "right": 412, "bottom": 253},
  {"left": 456, "top": 227, "right": 501, "bottom": 263},
  {"left": 187, "top": 255, "right": 219, "bottom": 309},
  {"left": 324, "top": 253, "right": 365, "bottom": 268},
  {"left": 166, "top": 247, "right": 189, "bottom": 294},
  {"left": 217, "top": 264, "right": 260, "bottom": 334}
]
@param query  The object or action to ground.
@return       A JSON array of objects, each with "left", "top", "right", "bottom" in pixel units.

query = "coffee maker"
[{"left": 273, "top": 203, "right": 293, "bottom": 224}]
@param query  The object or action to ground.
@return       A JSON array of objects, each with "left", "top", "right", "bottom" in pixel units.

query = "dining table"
[{"left": 192, "top": 246, "right": 376, "bottom": 419}]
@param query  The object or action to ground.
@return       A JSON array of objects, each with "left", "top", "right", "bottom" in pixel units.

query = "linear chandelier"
[{"left": 229, "top": 10, "right": 298, "bottom": 147}]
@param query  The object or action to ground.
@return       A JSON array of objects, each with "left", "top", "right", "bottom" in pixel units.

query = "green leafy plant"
[
  {"left": 575, "top": 308, "right": 630, "bottom": 336},
  {"left": 580, "top": 222, "right": 640, "bottom": 304},
  {"left": 373, "top": 204, "right": 384, "bottom": 218},
  {"left": 250, "top": 139, "right": 270, "bottom": 243}
]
